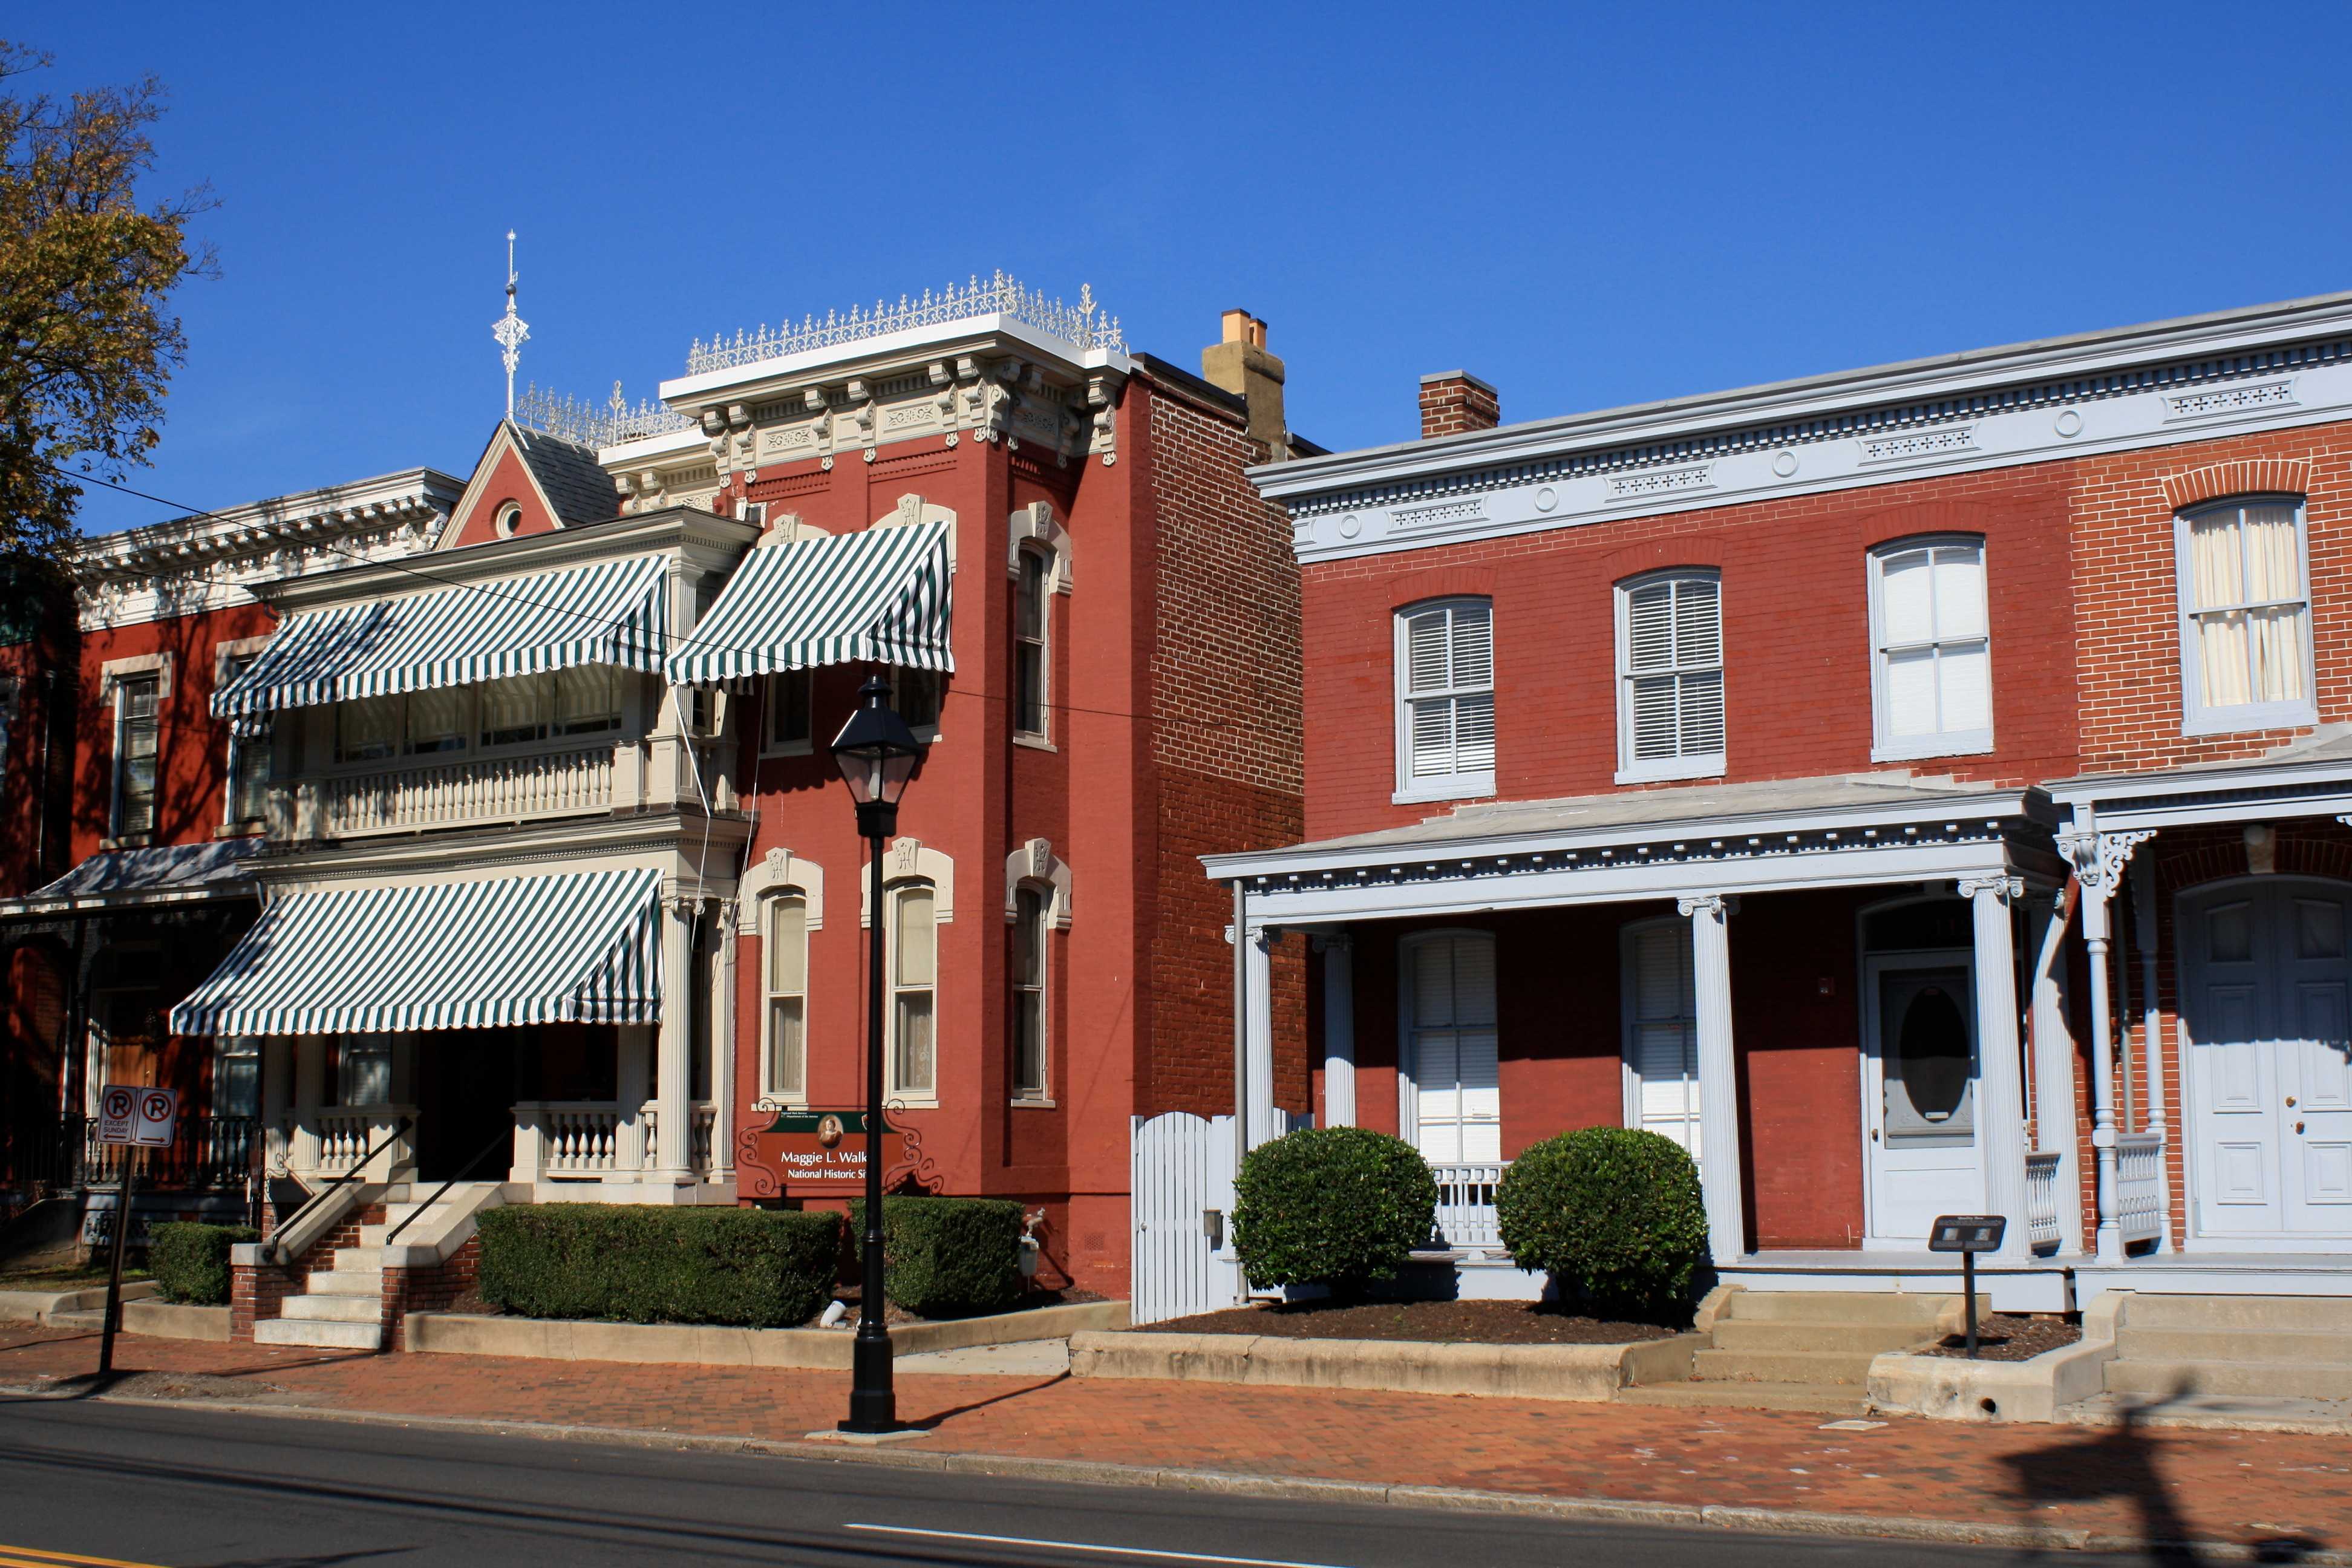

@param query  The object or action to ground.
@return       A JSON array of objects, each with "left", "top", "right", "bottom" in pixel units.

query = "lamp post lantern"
[{"left": 830, "top": 674, "right": 925, "bottom": 1434}]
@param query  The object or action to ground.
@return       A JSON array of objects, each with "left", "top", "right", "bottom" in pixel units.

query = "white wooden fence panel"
[{"left": 1130, "top": 1109, "right": 1304, "bottom": 1325}]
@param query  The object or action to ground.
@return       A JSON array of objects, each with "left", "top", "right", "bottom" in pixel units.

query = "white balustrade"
[
  {"left": 691, "top": 1102, "right": 716, "bottom": 1172},
  {"left": 2024, "top": 1152, "right": 2063, "bottom": 1253},
  {"left": 305, "top": 1104, "right": 414, "bottom": 1180},
  {"left": 318, "top": 744, "right": 614, "bottom": 838},
  {"left": 2116, "top": 1132, "right": 2166, "bottom": 1246},
  {"left": 1430, "top": 1161, "right": 1505, "bottom": 1253},
  {"left": 639, "top": 1100, "right": 660, "bottom": 1171}
]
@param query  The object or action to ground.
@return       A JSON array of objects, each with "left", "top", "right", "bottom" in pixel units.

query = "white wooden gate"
[{"left": 1130, "top": 1109, "right": 1302, "bottom": 1325}]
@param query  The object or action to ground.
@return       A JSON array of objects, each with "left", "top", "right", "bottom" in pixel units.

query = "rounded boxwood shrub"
[
  {"left": 1495, "top": 1126, "right": 1708, "bottom": 1314},
  {"left": 1232, "top": 1126, "right": 1436, "bottom": 1293},
  {"left": 848, "top": 1195, "right": 1024, "bottom": 1319},
  {"left": 148, "top": 1221, "right": 258, "bottom": 1305}
]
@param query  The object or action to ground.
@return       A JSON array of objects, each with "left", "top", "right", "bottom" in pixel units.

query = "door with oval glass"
[{"left": 1863, "top": 955, "right": 1983, "bottom": 1245}]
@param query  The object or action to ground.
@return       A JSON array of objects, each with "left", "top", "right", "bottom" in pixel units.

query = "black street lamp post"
[{"left": 830, "top": 675, "right": 925, "bottom": 1434}]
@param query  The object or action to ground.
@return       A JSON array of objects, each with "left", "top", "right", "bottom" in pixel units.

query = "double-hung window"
[
  {"left": 1869, "top": 538, "right": 1992, "bottom": 759},
  {"left": 113, "top": 675, "right": 160, "bottom": 837},
  {"left": 220, "top": 652, "right": 270, "bottom": 826},
  {"left": 1395, "top": 599, "right": 1495, "bottom": 802},
  {"left": 212, "top": 1037, "right": 260, "bottom": 1120},
  {"left": 1616, "top": 571, "right": 1723, "bottom": 783},
  {"left": 763, "top": 893, "right": 808, "bottom": 1102},
  {"left": 2177, "top": 497, "right": 2315, "bottom": 733},
  {"left": 765, "top": 670, "right": 813, "bottom": 754},
  {"left": 1401, "top": 932, "right": 1500, "bottom": 1165},
  {"left": 892, "top": 666, "right": 943, "bottom": 737},
  {"left": 1010, "top": 886, "right": 1048, "bottom": 1100},
  {"left": 1621, "top": 920, "right": 1700, "bottom": 1160},
  {"left": 1014, "top": 548, "right": 1049, "bottom": 740},
  {"left": 887, "top": 882, "right": 938, "bottom": 1099}
]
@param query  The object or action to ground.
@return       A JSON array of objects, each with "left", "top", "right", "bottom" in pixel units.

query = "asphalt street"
[{"left": 0, "top": 1395, "right": 2161, "bottom": 1567}]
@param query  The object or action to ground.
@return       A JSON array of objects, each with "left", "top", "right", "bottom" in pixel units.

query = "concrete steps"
[
  {"left": 2101, "top": 1295, "right": 2352, "bottom": 1408},
  {"left": 254, "top": 1316, "right": 381, "bottom": 1350},
  {"left": 1683, "top": 1292, "right": 1955, "bottom": 1388},
  {"left": 1616, "top": 1382, "right": 1873, "bottom": 1416},
  {"left": 1691, "top": 1346, "right": 1887, "bottom": 1385}
]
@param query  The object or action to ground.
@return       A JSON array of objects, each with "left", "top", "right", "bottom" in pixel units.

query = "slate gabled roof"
[{"left": 508, "top": 422, "right": 618, "bottom": 528}]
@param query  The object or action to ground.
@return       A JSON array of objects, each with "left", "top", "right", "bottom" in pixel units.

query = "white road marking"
[{"left": 844, "top": 1522, "right": 1356, "bottom": 1567}]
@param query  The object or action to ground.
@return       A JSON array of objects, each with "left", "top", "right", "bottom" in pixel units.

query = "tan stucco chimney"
[
  {"left": 1419, "top": 371, "right": 1500, "bottom": 438},
  {"left": 1201, "top": 309, "right": 1289, "bottom": 457}
]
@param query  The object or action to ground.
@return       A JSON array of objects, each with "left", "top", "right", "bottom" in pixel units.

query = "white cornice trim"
[{"left": 659, "top": 315, "right": 1131, "bottom": 406}]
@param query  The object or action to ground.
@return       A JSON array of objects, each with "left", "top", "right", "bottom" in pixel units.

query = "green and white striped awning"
[
  {"left": 214, "top": 554, "right": 671, "bottom": 719},
  {"left": 168, "top": 867, "right": 662, "bottom": 1036},
  {"left": 664, "top": 520, "right": 953, "bottom": 686}
]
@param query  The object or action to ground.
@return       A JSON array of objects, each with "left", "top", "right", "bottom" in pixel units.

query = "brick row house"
[
  {"left": 1211, "top": 290, "right": 2352, "bottom": 1316},
  {"left": 0, "top": 278, "right": 1309, "bottom": 1341}
]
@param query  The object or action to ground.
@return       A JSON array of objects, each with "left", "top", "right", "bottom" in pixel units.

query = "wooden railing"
[
  {"left": 2116, "top": 1132, "right": 2166, "bottom": 1246},
  {"left": 2024, "top": 1151, "right": 2064, "bottom": 1253},
  {"left": 1429, "top": 1161, "right": 1505, "bottom": 1253},
  {"left": 315, "top": 743, "right": 615, "bottom": 837}
]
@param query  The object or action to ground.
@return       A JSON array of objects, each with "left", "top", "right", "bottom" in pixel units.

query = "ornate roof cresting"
[{"left": 686, "top": 272, "right": 1125, "bottom": 375}]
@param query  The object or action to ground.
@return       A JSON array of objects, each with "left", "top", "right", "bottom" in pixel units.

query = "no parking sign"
[{"left": 97, "top": 1084, "right": 177, "bottom": 1148}]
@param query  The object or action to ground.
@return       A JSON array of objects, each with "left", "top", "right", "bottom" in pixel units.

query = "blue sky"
[{"left": 27, "top": 2, "right": 2352, "bottom": 534}]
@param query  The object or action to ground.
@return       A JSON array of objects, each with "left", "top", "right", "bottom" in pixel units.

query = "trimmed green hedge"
[
  {"left": 1496, "top": 1126, "right": 1708, "bottom": 1314},
  {"left": 848, "top": 1195, "right": 1024, "bottom": 1319},
  {"left": 149, "top": 1222, "right": 257, "bottom": 1305},
  {"left": 1232, "top": 1126, "right": 1437, "bottom": 1293},
  {"left": 475, "top": 1204, "right": 839, "bottom": 1327}
]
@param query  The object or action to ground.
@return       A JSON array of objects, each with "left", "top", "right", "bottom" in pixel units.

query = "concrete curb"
[
  {"left": 1069, "top": 1329, "right": 1702, "bottom": 1401},
  {"left": 403, "top": 1299, "right": 1129, "bottom": 1368},
  {"left": 47, "top": 1301, "right": 232, "bottom": 1342},
  {"left": 0, "top": 1281, "right": 160, "bottom": 1325},
  {"left": 1867, "top": 1293, "right": 2122, "bottom": 1423},
  {"left": 3, "top": 1381, "right": 2334, "bottom": 1562}
]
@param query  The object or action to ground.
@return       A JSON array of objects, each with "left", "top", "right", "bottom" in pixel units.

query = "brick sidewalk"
[{"left": 2, "top": 1324, "right": 2340, "bottom": 1555}]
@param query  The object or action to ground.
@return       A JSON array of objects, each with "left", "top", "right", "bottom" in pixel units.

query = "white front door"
[
  {"left": 2181, "top": 879, "right": 2352, "bottom": 1242},
  {"left": 1401, "top": 933, "right": 1500, "bottom": 1165},
  {"left": 1864, "top": 955, "right": 1982, "bottom": 1246}
]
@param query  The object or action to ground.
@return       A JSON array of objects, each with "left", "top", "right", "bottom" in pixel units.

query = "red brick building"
[{"left": 1213, "top": 292, "right": 2352, "bottom": 1314}]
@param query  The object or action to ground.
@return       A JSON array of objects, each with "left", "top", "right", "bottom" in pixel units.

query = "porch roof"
[
  {"left": 168, "top": 865, "right": 661, "bottom": 1036},
  {"left": 213, "top": 553, "right": 671, "bottom": 718},
  {"left": 2047, "top": 725, "right": 2352, "bottom": 829},
  {"left": 1204, "top": 771, "right": 2056, "bottom": 924},
  {"left": 0, "top": 837, "right": 264, "bottom": 918},
  {"left": 664, "top": 520, "right": 954, "bottom": 686}
]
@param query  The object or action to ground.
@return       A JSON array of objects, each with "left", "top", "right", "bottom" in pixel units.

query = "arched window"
[
  {"left": 1615, "top": 570, "right": 1723, "bottom": 783},
  {"left": 1868, "top": 537, "right": 1992, "bottom": 759},
  {"left": 1399, "top": 932, "right": 1499, "bottom": 1165},
  {"left": 1394, "top": 598, "right": 1495, "bottom": 802},
  {"left": 1014, "top": 545, "right": 1050, "bottom": 740},
  {"left": 887, "top": 881, "right": 938, "bottom": 1100},
  {"left": 1621, "top": 918, "right": 1700, "bottom": 1158},
  {"left": 2176, "top": 495, "right": 2314, "bottom": 733},
  {"left": 1010, "top": 886, "right": 1048, "bottom": 1100},
  {"left": 762, "top": 892, "right": 809, "bottom": 1103}
]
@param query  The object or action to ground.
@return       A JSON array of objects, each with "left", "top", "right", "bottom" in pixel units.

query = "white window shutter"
[
  {"left": 1932, "top": 546, "right": 1986, "bottom": 639},
  {"left": 1625, "top": 582, "right": 1675, "bottom": 671},
  {"left": 1679, "top": 668, "right": 1725, "bottom": 755},
  {"left": 1880, "top": 551, "right": 1935, "bottom": 644},
  {"left": 1411, "top": 935, "right": 1500, "bottom": 1166},
  {"left": 1405, "top": 609, "right": 1451, "bottom": 693},
  {"left": 1408, "top": 698, "right": 1454, "bottom": 779},
  {"left": 1673, "top": 577, "right": 1720, "bottom": 666},
  {"left": 1449, "top": 604, "right": 1492, "bottom": 687},
  {"left": 1628, "top": 924, "right": 1701, "bottom": 1157}
]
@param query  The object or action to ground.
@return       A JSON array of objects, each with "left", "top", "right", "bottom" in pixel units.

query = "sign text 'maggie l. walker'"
[{"left": 753, "top": 1106, "right": 924, "bottom": 1189}]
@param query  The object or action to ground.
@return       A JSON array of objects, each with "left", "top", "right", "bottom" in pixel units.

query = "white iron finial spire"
[{"left": 492, "top": 229, "right": 530, "bottom": 417}]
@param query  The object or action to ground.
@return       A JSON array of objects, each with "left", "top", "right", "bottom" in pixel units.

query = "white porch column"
[
  {"left": 710, "top": 898, "right": 737, "bottom": 1184},
  {"left": 258, "top": 1037, "right": 292, "bottom": 1177},
  {"left": 1316, "top": 932, "right": 1356, "bottom": 1128},
  {"left": 1679, "top": 893, "right": 1745, "bottom": 1266},
  {"left": 2027, "top": 890, "right": 2086, "bottom": 1253},
  {"left": 614, "top": 1025, "right": 650, "bottom": 1174},
  {"left": 2132, "top": 845, "right": 2169, "bottom": 1251},
  {"left": 1960, "top": 875, "right": 2030, "bottom": 1261},
  {"left": 291, "top": 1036, "right": 325, "bottom": 1174},
  {"left": 1245, "top": 926, "right": 1278, "bottom": 1149},
  {"left": 650, "top": 892, "right": 699, "bottom": 1183},
  {"left": 2063, "top": 823, "right": 2154, "bottom": 1263}
]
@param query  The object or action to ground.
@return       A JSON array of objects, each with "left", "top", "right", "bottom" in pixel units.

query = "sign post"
[
  {"left": 94, "top": 1086, "right": 177, "bottom": 1379},
  {"left": 1927, "top": 1214, "right": 2007, "bottom": 1357}
]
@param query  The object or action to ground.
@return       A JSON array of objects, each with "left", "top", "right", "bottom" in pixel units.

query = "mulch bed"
[
  {"left": 1143, "top": 1298, "right": 1684, "bottom": 1345},
  {"left": 1918, "top": 1313, "right": 2082, "bottom": 1361}
]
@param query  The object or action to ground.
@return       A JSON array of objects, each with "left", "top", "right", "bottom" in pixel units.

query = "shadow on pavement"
[{"left": 912, "top": 1371, "right": 1071, "bottom": 1430}]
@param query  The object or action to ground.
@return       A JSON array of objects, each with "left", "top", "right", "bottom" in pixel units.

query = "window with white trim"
[
  {"left": 891, "top": 665, "right": 943, "bottom": 736},
  {"left": 1621, "top": 920, "right": 1700, "bottom": 1159},
  {"left": 887, "top": 881, "right": 937, "bottom": 1099},
  {"left": 334, "top": 1034, "right": 393, "bottom": 1106},
  {"left": 1014, "top": 547, "right": 1049, "bottom": 739},
  {"left": 112, "top": 674, "right": 160, "bottom": 836},
  {"left": 1401, "top": 932, "right": 1499, "bottom": 1164},
  {"left": 1869, "top": 538, "right": 1992, "bottom": 759},
  {"left": 762, "top": 892, "right": 808, "bottom": 1102},
  {"left": 212, "top": 1037, "right": 260, "bottom": 1119},
  {"left": 1010, "top": 885, "right": 1048, "bottom": 1100},
  {"left": 764, "top": 670, "right": 813, "bottom": 754},
  {"left": 1394, "top": 599, "right": 1495, "bottom": 800},
  {"left": 2176, "top": 496, "right": 2315, "bottom": 733},
  {"left": 1616, "top": 571, "right": 1723, "bottom": 782},
  {"left": 220, "top": 652, "right": 270, "bottom": 825}
]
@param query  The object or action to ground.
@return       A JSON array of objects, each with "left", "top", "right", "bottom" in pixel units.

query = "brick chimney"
[
  {"left": 1201, "top": 309, "right": 1289, "bottom": 457},
  {"left": 1419, "top": 371, "right": 1500, "bottom": 439}
]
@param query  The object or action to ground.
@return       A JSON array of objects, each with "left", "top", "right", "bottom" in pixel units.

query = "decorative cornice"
[{"left": 685, "top": 273, "right": 1124, "bottom": 376}]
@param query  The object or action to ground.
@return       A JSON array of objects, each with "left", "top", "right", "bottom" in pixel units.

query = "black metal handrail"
[
  {"left": 382, "top": 1128, "right": 511, "bottom": 1248},
  {"left": 269, "top": 1114, "right": 413, "bottom": 1264}
]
